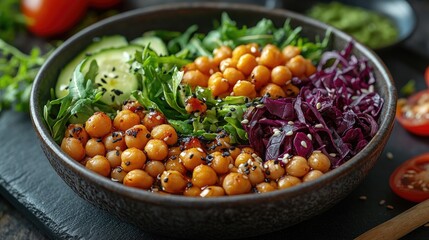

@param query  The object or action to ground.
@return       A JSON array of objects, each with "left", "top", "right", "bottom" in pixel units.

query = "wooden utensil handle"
[{"left": 355, "top": 199, "right": 429, "bottom": 240}]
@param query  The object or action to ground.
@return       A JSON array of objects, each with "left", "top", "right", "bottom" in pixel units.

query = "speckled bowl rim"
[{"left": 30, "top": 2, "right": 396, "bottom": 208}]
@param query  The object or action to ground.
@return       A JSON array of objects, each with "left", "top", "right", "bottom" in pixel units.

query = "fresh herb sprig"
[
  {"left": 0, "top": 0, "right": 26, "bottom": 43},
  {"left": 0, "top": 39, "right": 49, "bottom": 113},
  {"left": 44, "top": 60, "right": 115, "bottom": 143}
]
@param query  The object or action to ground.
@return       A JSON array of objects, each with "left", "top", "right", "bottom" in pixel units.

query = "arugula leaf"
[{"left": 44, "top": 60, "right": 115, "bottom": 143}]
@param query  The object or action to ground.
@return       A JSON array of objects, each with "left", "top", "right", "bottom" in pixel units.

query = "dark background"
[{"left": 1, "top": 0, "right": 429, "bottom": 239}]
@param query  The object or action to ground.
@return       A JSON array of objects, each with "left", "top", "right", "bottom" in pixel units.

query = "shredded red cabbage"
[{"left": 243, "top": 43, "right": 383, "bottom": 168}]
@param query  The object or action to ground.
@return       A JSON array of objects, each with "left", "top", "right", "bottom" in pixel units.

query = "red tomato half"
[
  {"left": 21, "top": 0, "right": 88, "bottom": 37},
  {"left": 89, "top": 0, "right": 122, "bottom": 9},
  {"left": 389, "top": 153, "right": 429, "bottom": 202},
  {"left": 396, "top": 89, "right": 429, "bottom": 136}
]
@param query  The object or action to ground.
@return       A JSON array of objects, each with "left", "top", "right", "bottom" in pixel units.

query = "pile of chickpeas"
[
  {"left": 60, "top": 100, "right": 332, "bottom": 197},
  {"left": 181, "top": 44, "right": 316, "bottom": 99}
]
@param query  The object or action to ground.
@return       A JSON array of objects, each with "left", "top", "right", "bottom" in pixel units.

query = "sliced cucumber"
[
  {"left": 56, "top": 35, "right": 128, "bottom": 98},
  {"left": 81, "top": 45, "right": 142, "bottom": 107},
  {"left": 131, "top": 35, "right": 168, "bottom": 56}
]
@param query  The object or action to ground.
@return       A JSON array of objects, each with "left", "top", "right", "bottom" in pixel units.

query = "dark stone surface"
[{"left": 1, "top": 0, "right": 429, "bottom": 239}]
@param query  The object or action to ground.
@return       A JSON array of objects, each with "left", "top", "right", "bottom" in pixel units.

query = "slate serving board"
[{"left": 1, "top": 0, "right": 429, "bottom": 239}]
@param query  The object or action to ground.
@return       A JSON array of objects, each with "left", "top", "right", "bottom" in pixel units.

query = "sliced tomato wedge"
[
  {"left": 389, "top": 153, "right": 429, "bottom": 202},
  {"left": 396, "top": 89, "right": 429, "bottom": 136}
]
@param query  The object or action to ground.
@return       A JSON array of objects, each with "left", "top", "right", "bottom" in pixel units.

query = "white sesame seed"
[
  {"left": 329, "top": 153, "right": 337, "bottom": 157},
  {"left": 386, "top": 152, "right": 394, "bottom": 160},
  {"left": 194, "top": 112, "right": 200, "bottom": 117},
  {"left": 163, "top": 137, "right": 169, "bottom": 142},
  {"left": 301, "top": 141, "right": 308, "bottom": 148},
  {"left": 359, "top": 195, "right": 367, "bottom": 200},
  {"left": 228, "top": 164, "right": 234, "bottom": 169},
  {"left": 307, "top": 134, "right": 312, "bottom": 140},
  {"left": 273, "top": 131, "right": 281, "bottom": 137},
  {"left": 180, "top": 152, "right": 186, "bottom": 157},
  {"left": 255, "top": 157, "right": 263, "bottom": 162},
  {"left": 256, "top": 104, "right": 264, "bottom": 109},
  {"left": 316, "top": 102, "right": 322, "bottom": 110},
  {"left": 241, "top": 119, "right": 249, "bottom": 124},
  {"left": 288, "top": 121, "right": 294, "bottom": 125},
  {"left": 200, "top": 188, "right": 210, "bottom": 197},
  {"left": 156, "top": 115, "right": 162, "bottom": 120},
  {"left": 243, "top": 175, "right": 249, "bottom": 179},
  {"left": 369, "top": 85, "right": 374, "bottom": 93},
  {"left": 407, "top": 185, "right": 414, "bottom": 189},
  {"left": 285, "top": 130, "right": 293, "bottom": 136},
  {"left": 251, "top": 153, "right": 258, "bottom": 159},
  {"left": 197, "top": 148, "right": 204, "bottom": 153},
  {"left": 315, "top": 124, "right": 323, "bottom": 128},
  {"left": 379, "top": 200, "right": 386, "bottom": 205},
  {"left": 386, "top": 205, "right": 394, "bottom": 210}
]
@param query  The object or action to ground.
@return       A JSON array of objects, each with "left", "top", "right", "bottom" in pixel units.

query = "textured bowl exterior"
[{"left": 30, "top": 3, "right": 396, "bottom": 239}]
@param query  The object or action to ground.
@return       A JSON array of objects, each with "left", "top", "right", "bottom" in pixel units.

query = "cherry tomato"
[
  {"left": 425, "top": 67, "right": 429, "bottom": 87},
  {"left": 396, "top": 89, "right": 429, "bottom": 136},
  {"left": 89, "top": 0, "right": 122, "bottom": 9},
  {"left": 389, "top": 153, "right": 429, "bottom": 202},
  {"left": 21, "top": 0, "right": 88, "bottom": 37}
]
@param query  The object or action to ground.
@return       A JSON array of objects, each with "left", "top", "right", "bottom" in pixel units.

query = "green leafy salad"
[{"left": 44, "top": 13, "right": 330, "bottom": 145}]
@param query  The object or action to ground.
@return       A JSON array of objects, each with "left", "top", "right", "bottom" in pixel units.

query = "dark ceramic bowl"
[{"left": 30, "top": 3, "right": 396, "bottom": 239}]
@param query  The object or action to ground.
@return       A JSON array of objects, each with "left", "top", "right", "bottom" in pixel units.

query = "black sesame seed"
[
  {"left": 65, "top": 86, "right": 69, "bottom": 90},
  {"left": 117, "top": 167, "right": 122, "bottom": 172},
  {"left": 146, "top": 133, "right": 151, "bottom": 138},
  {"left": 222, "top": 151, "right": 230, "bottom": 157},
  {"left": 225, "top": 112, "right": 232, "bottom": 117},
  {"left": 104, "top": 74, "right": 108, "bottom": 78},
  {"left": 187, "top": 182, "right": 193, "bottom": 188},
  {"left": 265, "top": 170, "right": 271, "bottom": 175},
  {"left": 189, "top": 154, "right": 194, "bottom": 159},
  {"left": 101, "top": 78, "right": 107, "bottom": 84},
  {"left": 96, "top": 138, "right": 102, "bottom": 142},
  {"left": 163, "top": 178, "right": 169, "bottom": 183},
  {"left": 125, "top": 161, "right": 130, "bottom": 166},
  {"left": 112, "top": 67, "right": 116, "bottom": 72},
  {"left": 112, "top": 137, "right": 122, "bottom": 143},
  {"left": 115, "top": 150, "right": 120, "bottom": 156},
  {"left": 230, "top": 108, "right": 236, "bottom": 112},
  {"left": 111, "top": 95, "right": 116, "bottom": 102}
]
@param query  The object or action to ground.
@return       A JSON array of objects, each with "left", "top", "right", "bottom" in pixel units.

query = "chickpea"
[
  {"left": 235, "top": 152, "right": 253, "bottom": 167},
  {"left": 106, "top": 149, "right": 122, "bottom": 168},
  {"left": 282, "top": 45, "right": 301, "bottom": 62},
  {"left": 208, "top": 76, "right": 229, "bottom": 97},
  {"left": 85, "top": 138, "right": 106, "bottom": 158},
  {"left": 271, "top": 66, "right": 292, "bottom": 86},
  {"left": 182, "top": 62, "right": 197, "bottom": 72},
  {"left": 210, "top": 152, "right": 233, "bottom": 175},
  {"left": 122, "top": 100, "right": 145, "bottom": 120},
  {"left": 233, "top": 80, "right": 256, "bottom": 98},
  {"left": 125, "top": 124, "right": 150, "bottom": 149},
  {"left": 192, "top": 164, "right": 218, "bottom": 188},
  {"left": 246, "top": 43, "right": 261, "bottom": 57},
  {"left": 111, "top": 166, "right": 127, "bottom": 183},
  {"left": 264, "top": 160, "right": 286, "bottom": 180},
  {"left": 305, "top": 59, "right": 316, "bottom": 76},
  {"left": 237, "top": 53, "right": 258, "bottom": 76},
  {"left": 123, "top": 169, "right": 154, "bottom": 189},
  {"left": 150, "top": 124, "right": 178, "bottom": 146},
  {"left": 168, "top": 147, "right": 181, "bottom": 158},
  {"left": 142, "top": 110, "right": 166, "bottom": 131},
  {"left": 303, "top": 170, "right": 324, "bottom": 182},
  {"left": 200, "top": 186, "right": 225, "bottom": 197},
  {"left": 259, "top": 44, "right": 283, "bottom": 68},
  {"left": 144, "top": 160, "right": 166, "bottom": 178},
  {"left": 250, "top": 65, "right": 271, "bottom": 90},
  {"left": 256, "top": 182, "right": 276, "bottom": 193},
  {"left": 144, "top": 139, "right": 168, "bottom": 161},
  {"left": 283, "top": 83, "right": 300, "bottom": 97},
  {"left": 85, "top": 112, "right": 112, "bottom": 138},
  {"left": 286, "top": 156, "right": 310, "bottom": 177},
  {"left": 179, "top": 147, "right": 206, "bottom": 171},
  {"left": 223, "top": 67, "right": 245, "bottom": 86},
  {"left": 228, "top": 146, "right": 241, "bottom": 160},
  {"left": 160, "top": 170, "right": 188, "bottom": 193},
  {"left": 260, "top": 83, "right": 286, "bottom": 99},
  {"left": 113, "top": 110, "right": 140, "bottom": 132},
  {"left": 194, "top": 56, "right": 217, "bottom": 75},
  {"left": 61, "top": 137, "right": 86, "bottom": 161},
  {"left": 182, "top": 70, "right": 209, "bottom": 88},
  {"left": 165, "top": 158, "right": 187, "bottom": 175},
  {"left": 184, "top": 185, "right": 202, "bottom": 197},
  {"left": 241, "top": 147, "right": 255, "bottom": 154},
  {"left": 213, "top": 46, "right": 232, "bottom": 65},
  {"left": 208, "top": 134, "right": 231, "bottom": 152},
  {"left": 219, "top": 58, "right": 236, "bottom": 72},
  {"left": 121, "top": 147, "right": 147, "bottom": 172},
  {"left": 65, "top": 124, "right": 89, "bottom": 145},
  {"left": 223, "top": 172, "right": 252, "bottom": 195},
  {"left": 86, "top": 155, "right": 111, "bottom": 177},
  {"left": 278, "top": 175, "right": 302, "bottom": 189},
  {"left": 103, "top": 131, "right": 126, "bottom": 151},
  {"left": 246, "top": 162, "right": 265, "bottom": 186},
  {"left": 308, "top": 151, "right": 331, "bottom": 173},
  {"left": 286, "top": 55, "right": 307, "bottom": 77},
  {"left": 232, "top": 45, "right": 251, "bottom": 62}
]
